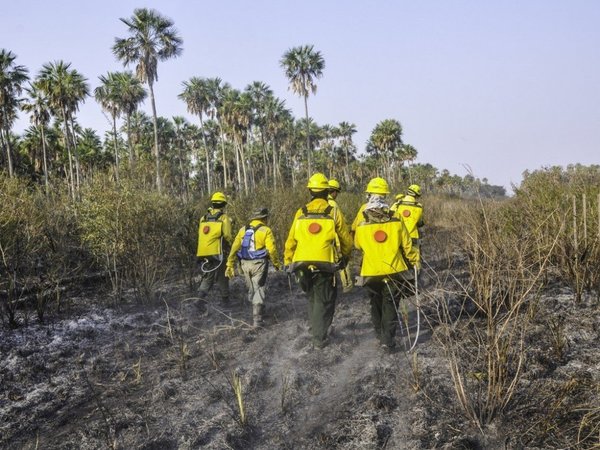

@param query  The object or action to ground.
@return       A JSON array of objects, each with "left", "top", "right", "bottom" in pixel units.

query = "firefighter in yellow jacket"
[
  {"left": 196, "top": 192, "right": 234, "bottom": 304},
  {"left": 354, "top": 179, "right": 420, "bottom": 351},
  {"left": 351, "top": 177, "right": 390, "bottom": 235},
  {"left": 391, "top": 184, "right": 424, "bottom": 249},
  {"left": 284, "top": 173, "right": 353, "bottom": 348},
  {"left": 225, "top": 208, "right": 281, "bottom": 327}
]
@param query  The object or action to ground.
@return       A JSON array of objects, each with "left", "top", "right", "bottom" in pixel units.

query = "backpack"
[
  {"left": 291, "top": 205, "right": 337, "bottom": 272},
  {"left": 237, "top": 225, "right": 268, "bottom": 260},
  {"left": 196, "top": 210, "right": 225, "bottom": 259}
]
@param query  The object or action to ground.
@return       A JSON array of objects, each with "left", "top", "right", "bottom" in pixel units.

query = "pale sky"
[{"left": 3, "top": 0, "right": 599, "bottom": 191}]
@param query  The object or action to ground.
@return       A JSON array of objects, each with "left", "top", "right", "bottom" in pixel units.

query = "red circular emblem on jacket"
[
  {"left": 402, "top": 209, "right": 411, "bottom": 217},
  {"left": 202, "top": 225, "right": 211, "bottom": 234},
  {"left": 374, "top": 230, "right": 387, "bottom": 242},
  {"left": 308, "top": 222, "right": 322, "bottom": 234}
]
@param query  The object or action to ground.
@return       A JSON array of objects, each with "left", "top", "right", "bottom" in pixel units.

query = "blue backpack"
[{"left": 237, "top": 225, "right": 268, "bottom": 260}]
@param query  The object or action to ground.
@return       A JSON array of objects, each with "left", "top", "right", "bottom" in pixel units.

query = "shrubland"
[{"left": 1, "top": 165, "right": 599, "bottom": 448}]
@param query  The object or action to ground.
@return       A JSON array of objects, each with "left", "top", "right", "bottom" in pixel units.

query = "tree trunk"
[
  {"left": 218, "top": 123, "right": 228, "bottom": 188},
  {"left": 126, "top": 113, "right": 134, "bottom": 169},
  {"left": 41, "top": 125, "right": 49, "bottom": 195},
  {"left": 148, "top": 81, "right": 162, "bottom": 193},
  {"left": 198, "top": 115, "right": 211, "bottom": 193},
  {"left": 112, "top": 114, "right": 119, "bottom": 183},
  {"left": 240, "top": 137, "right": 249, "bottom": 194},
  {"left": 304, "top": 95, "right": 311, "bottom": 175},
  {"left": 1, "top": 128, "right": 14, "bottom": 177},
  {"left": 69, "top": 116, "right": 81, "bottom": 191},
  {"left": 61, "top": 107, "right": 75, "bottom": 199}
]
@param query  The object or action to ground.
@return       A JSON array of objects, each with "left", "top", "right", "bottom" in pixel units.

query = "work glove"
[{"left": 225, "top": 266, "right": 235, "bottom": 279}]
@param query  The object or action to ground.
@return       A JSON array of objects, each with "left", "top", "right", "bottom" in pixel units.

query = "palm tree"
[
  {"left": 245, "top": 81, "right": 273, "bottom": 176},
  {"left": 37, "top": 61, "right": 89, "bottom": 195},
  {"left": 95, "top": 72, "right": 122, "bottom": 181},
  {"left": 337, "top": 121, "right": 357, "bottom": 184},
  {"left": 263, "top": 95, "right": 290, "bottom": 188},
  {"left": 22, "top": 82, "right": 51, "bottom": 192},
  {"left": 400, "top": 144, "right": 418, "bottom": 183},
  {"left": 113, "top": 71, "right": 146, "bottom": 168},
  {"left": 280, "top": 45, "right": 325, "bottom": 175},
  {"left": 369, "top": 119, "right": 403, "bottom": 182},
  {"left": 113, "top": 8, "right": 183, "bottom": 192},
  {"left": 0, "top": 49, "right": 29, "bottom": 177},
  {"left": 179, "top": 77, "right": 213, "bottom": 192}
]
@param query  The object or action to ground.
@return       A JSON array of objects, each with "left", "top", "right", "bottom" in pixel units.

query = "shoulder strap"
[
  {"left": 206, "top": 209, "right": 224, "bottom": 221},
  {"left": 301, "top": 205, "right": 333, "bottom": 217}
]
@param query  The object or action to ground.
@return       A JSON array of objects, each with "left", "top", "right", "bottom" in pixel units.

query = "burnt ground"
[{"left": 1, "top": 257, "right": 599, "bottom": 449}]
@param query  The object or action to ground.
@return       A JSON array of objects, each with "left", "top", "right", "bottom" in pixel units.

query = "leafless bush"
[{"left": 428, "top": 198, "right": 558, "bottom": 429}]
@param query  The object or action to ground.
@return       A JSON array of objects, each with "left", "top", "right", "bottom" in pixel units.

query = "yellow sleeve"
[
  {"left": 264, "top": 227, "right": 281, "bottom": 268},
  {"left": 284, "top": 208, "right": 302, "bottom": 266},
  {"left": 222, "top": 214, "right": 234, "bottom": 245},
  {"left": 353, "top": 226, "right": 363, "bottom": 251},
  {"left": 226, "top": 227, "right": 245, "bottom": 269},
  {"left": 333, "top": 206, "right": 353, "bottom": 259},
  {"left": 351, "top": 204, "right": 367, "bottom": 233}
]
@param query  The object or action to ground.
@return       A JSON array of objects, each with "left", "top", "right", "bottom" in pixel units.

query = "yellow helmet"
[
  {"left": 307, "top": 173, "right": 329, "bottom": 191},
  {"left": 210, "top": 191, "right": 227, "bottom": 203},
  {"left": 328, "top": 178, "right": 341, "bottom": 191},
  {"left": 407, "top": 184, "right": 421, "bottom": 196},
  {"left": 365, "top": 177, "right": 390, "bottom": 195},
  {"left": 395, "top": 193, "right": 404, "bottom": 200}
]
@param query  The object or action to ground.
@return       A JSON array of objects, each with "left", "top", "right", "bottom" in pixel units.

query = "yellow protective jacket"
[
  {"left": 227, "top": 219, "right": 280, "bottom": 269},
  {"left": 391, "top": 195, "right": 423, "bottom": 240},
  {"left": 351, "top": 203, "right": 368, "bottom": 234},
  {"left": 284, "top": 198, "right": 353, "bottom": 270},
  {"left": 196, "top": 207, "right": 233, "bottom": 257},
  {"left": 354, "top": 216, "right": 419, "bottom": 277}
]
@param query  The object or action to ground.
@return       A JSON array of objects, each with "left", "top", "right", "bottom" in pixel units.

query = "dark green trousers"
[
  {"left": 367, "top": 277, "right": 413, "bottom": 347},
  {"left": 198, "top": 258, "right": 229, "bottom": 302},
  {"left": 297, "top": 270, "right": 337, "bottom": 347}
]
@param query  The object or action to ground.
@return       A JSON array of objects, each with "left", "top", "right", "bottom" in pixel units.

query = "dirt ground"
[{"left": 1, "top": 255, "right": 599, "bottom": 449}]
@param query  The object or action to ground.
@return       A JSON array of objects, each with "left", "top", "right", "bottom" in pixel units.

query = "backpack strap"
[
  {"left": 205, "top": 209, "right": 224, "bottom": 221},
  {"left": 302, "top": 205, "right": 333, "bottom": 217}
]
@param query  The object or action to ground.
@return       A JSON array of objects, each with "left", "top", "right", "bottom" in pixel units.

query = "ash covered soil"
[{"left": 1, "top": 259, "right": 599, "bottom": 449}]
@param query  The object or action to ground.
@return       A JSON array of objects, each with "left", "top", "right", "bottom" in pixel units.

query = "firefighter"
[
  {"left": 225, "top": 208, "right": 281, "bottom": 327},
  {"left": 391, "top": 184, "right": 424, "bottom": 250},
  {"left": 354, "top": 179, "right": 420, "bottom": 351},
  {"left": 284, "top": 173, "right": 353, "bottom": 348},
  {"left": 196, "top": 192, "right": 234, "bottom": 305},
  {"left": 351, "top": 177, "right": 390, "bottom": 235},
  {"left": 327, "top": 178, "right": 353, "bottom": 293}
]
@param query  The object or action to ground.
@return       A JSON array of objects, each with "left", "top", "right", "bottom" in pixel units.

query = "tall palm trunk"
[
  {"left": 40, "top": 125, "right": 49, "bottom": 195},
  {"left": 148, "top": 81, "right": 162, "bottom": 192},
  {"left": 218, "top": 123, "right": 228, "bottom": 188},
  {"left": 198, "top": 115, "right": 211, "bottom": 193},
  {"left": 69, "top": 116, "right": 81, "bottom": 191},
  {"left": 112, "top": 113, "right": 119, "bottom": 183},
  {"left": 303, "top": 94, "right": 311, "bottom": 175},
  {"left": 126, "top": 113, "right": 134, "bottom": 169},
  {"left": 233, "top": 137, "right": 241, "bottom": 191},
  {"left": 344, "top": 144, "right": 350, "bottom": 185},
  {"left": 1, "top": 128, "right": 14, "bottom": 177},
  {"left": 239, "top": 136, "right": 249, "bottom": 194},
  {"left": 271, "top": 142, "right": 277, "bottom": 190},
  {"left": 61, "top": 106, "right": 75, "bottom": 199}
]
